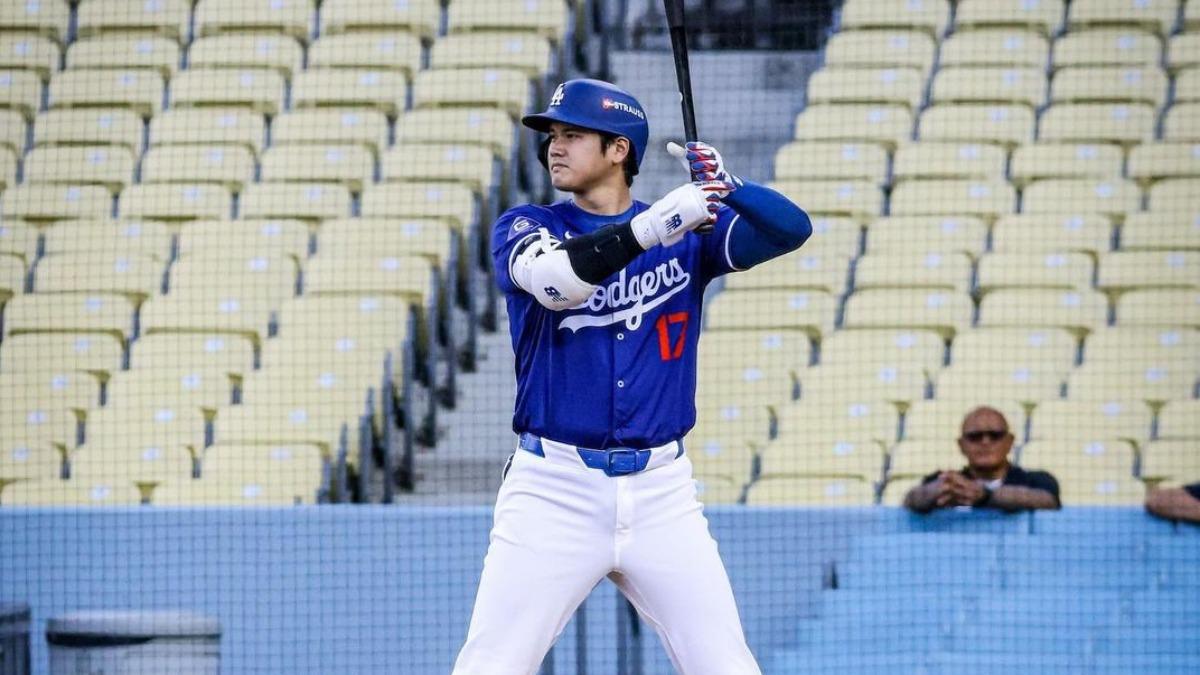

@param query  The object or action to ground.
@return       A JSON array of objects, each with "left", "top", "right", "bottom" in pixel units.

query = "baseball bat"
[{"left": 662, "top": 0, "right": 713, "bottom": 233}]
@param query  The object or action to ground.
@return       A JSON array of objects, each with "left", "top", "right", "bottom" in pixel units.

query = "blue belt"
[{"left": 518, "top": 432, "right": 683, "bottom": 477}]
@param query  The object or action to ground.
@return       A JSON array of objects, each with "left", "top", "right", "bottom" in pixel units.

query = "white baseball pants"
[{"left": 452, "top": 439, "right": 761, "bottom": 675}]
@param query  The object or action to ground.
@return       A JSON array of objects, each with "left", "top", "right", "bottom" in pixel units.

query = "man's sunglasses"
[{"left": 962, "top": 429, "right": 1009, "bottom": 443}]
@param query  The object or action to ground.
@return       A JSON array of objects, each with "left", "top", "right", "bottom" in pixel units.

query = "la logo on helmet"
[{"left": 550, "top": 84, "right": 565, "bottom": 107}]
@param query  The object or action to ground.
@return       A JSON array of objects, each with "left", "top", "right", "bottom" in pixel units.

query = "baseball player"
[{"left": 453, "top": 79, "right": 812, "bottom": 675}]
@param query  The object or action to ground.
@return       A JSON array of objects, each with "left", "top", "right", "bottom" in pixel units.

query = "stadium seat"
[
  {"left": 169, "top": 252, "right": 298, "bottom": 306},
  {"left": 1019, "top": 438, "right": 1137, "bottom": 500},
  {"left": 978, "top": 289, "right": 1109, "bottom": 335},
  {"left": 1067, "top": 362, "right": 1196, "bottom": 402},
  {"left": 887, "top": 440, "right": 967, "bottom": 480},
  {"left": 0, "top": 145, "right": 14, "bottom": 190},
  {"left": 4, "top": 293, "right": 135, "bottom": 343},
  {"left": 140, "top": 146, "right": 256, "bottom": 190},
  {"left": 939, "top": 29, "right": 1050, "bottom": 69},
  {"left": 951, "top": 327, "right": 1078, "bottom": 372},
  {"left": 292, "top": 69, "right": 407, "bottom": 116},
  {"left": 23, "top": 146, "right": 136, "bottom": 192},
  {"left": 86, "top": 404, "right": 207, "bottom": 455},
  {"left": 171, "top": 68, "right": 286, "bottom": 115},
  {"left": 1050, "top": 65, "right": 1167, "bottom": 107},
  {"left": 76, "top": 0, "right": 190, "bottom": 41},
  {"left": 776, "top": 399, "right": 901, "bottom": 444},
  {"left": 382, "top": 143, "right": 496, "bottom": 195},
  {"left": 823, "top": 30, "right": 936, "bottom": 73},
  {"left": 394, "top": 108, "right": 515, "bottom": 160},
  {"left": 820, "top": 329, "right": 945, "bottom": 371},
  {"left": 680, "top": 426, "right": 758, "bottom": 485},
  {"left": 130, "top": 332, "right": 255, "bottom": 378},
  {"left": 194, "top": 0, "right": 314, "bottom": 42},
  {"left": 773, "top": 141, "right": 889, "bottom": 184},
  {"left": 48, "top": 69, "right": 162, "bottom": 116},
  {"left": 1, "top": 480, "right": 142, "bottom": 506},
  {"left": 1147, "top": 178, "right": 1200, "bottom": 211},
  {"left": 429, "top": 33, "right": 553, "bottom": 77},
  {"left": 721, "top": 252, "right": 851, "bottom": 294},
  {"left": 807, "top": 67, "right": 925, "bottom": 110},
  {"left": 1140, "top": 440, "right": 1200, "bottom": 482},
  {"left": 320, "top": 0, "right": 439, "bottom": 41},
  {"left": 151, "top": 477, "right": 318, "bottom": 506},
  {"left": 319, "top": 219, "right": 454, "bottom": 276},
  {"left": 149, "top": 108, "right": 266, "bottom": 156},
  {"left": 853, "top": 252, "right": 973, "bottom": 292},
  {"left": 1098, "top": 251, "right": 1198, "bottom": 291},
  {"left": 0, "top": 333, "right": 124, "bottom": 378},
  {"left": 0, "top": 35, "right": 61, "bottom": 79},
  {"left": 69, "top": 442, "right": 195, "bottom": 484},
  {"left": 1188, "top": 0, "right": 1200, "bottom": 30},
  {"left": 935, "top": 362, "right": 1066, "bottom": 404},
  {"left": 903, "top": 399, "right": 1027, "bottom": 443},
  {"left": 42, "top": 221, "right": 171, "bottom": 261},
  {"left": 304, "top": 255, "right": 434, "bottom": 330},
  {"left": 188, "top": 34, "right": 304, "bottom": 78},
  {"left": 0, "top": 109, "right": 26, "bottom": 153},
  {"left": 955, "top": 0, "right": 1064, "bottom": 36},
  {"left": 0, "top": 69, "right": 45, "bottom": 119},
  {"left": 1157, "top": 399, "right": 1200, "bottom": 439},
  {"left": 1128, "top": 143, "right": 1200, "bottom": 185},
  {"left": 976, "top": 252, "right": 1094, "bottom": 292},
  {"left": 273, "top": 109, "right": 389, "bottom": 158},
  {"left": 120, "top": 184, "right": 232, "bottom": 221},
  {"left": 1116, "top": 289, "right": 1200, "bottom": 327},
  {"left": 696, "top": 364, "right": 796, "bottom": 416},
  {"left": 990, "top": 213, "right": 1114, "bottom": 255},
  {"left": 769, "top": 180, "right": 883, "bottom": 219},
  {"left": 360, "top": 182, "right": 476, "bottom": 232},
  {"left": 2, "top": 184, "right": 112, "bottom": 222},
  {"left": 260, "top": 144, "right": 374, "bottom": 190},
  {"left": 0, "top": 442, "right": 61, "bottom": 483},
  {"left": 1021, "top": 179, "right": 1142, "bottom": 218},
  {"left": 107, "top": 368, "right": 235, "bottom": 413},
  {"left": 140, "top": 294, "right": 276, "bottom": 347},
  {"left": 0, "top": 371, "right": 101, "bottom": 413},
  {"left": 200, "top": 443, "right": 326, "bottom": 500},
  {"left": 0, "top": 222, "right": 37, "bottom": 264},
  {"left": 1085, "top": 326, "right": 1200, "bottom": 369},
  {"left": 1168, "top": 33, "right": 1200, "bottom": 72},
  {"left": 0, "top": 0, "right": 71, "bottom": 44},
  {"left": 699, "top": 329, "right": 812, "bottom": 376},
  {"left": 308, "top": 32, "right": 421, "bottom": 78},
  {"left": 931, "top": 67, "right": 1047, "bottom": 108},
  {"left": 843, "top": 289, "right": 973, "bottom": 339},
  {"left": 0, "top": 254, "right": 23, "bottom": 300},
  {"left": 1039, "top": 103, "right": 1156, "bottom": 146},
  {"left": 692, "top": 474, "right": 743, "bottom": 505},
  {"left": 1176, "top": 68, "right": 1200, "bottom": 103},
  {"left": 240, "top": 183, "right": 351, "bottom": 221},
  {"left": 1029, "top": 399, "right": 1154, "bottom": 441},
  {"left": 802, "top": 217, "right": 861, "bottom": 257},
  {"left": 0, "top": 402, "right": 78, "bottom": 449},
  {"left": 793, "top": 104, "right": 914, "bottom": 149},
  {"left": 1055, "top": 28, "right": 1163, "bottom": 68},
  {"left": 66, "top": 36, "right": 180, "bottom": 75},
  {"left": 1010, "top": 143, "right": 1124, "bottom": 185},
  {"left": 178, "top": 219, "right": 309, "bottom": 261},
  {"left": 413, "top": 68, "right": 530, "bottom": 119},
  {"left": 1120, "top": 212, "right": 1199, "bottom": 251},
  {"left": 759, "top": 436, "right": 886, "bottom": 482},
  {"left": 889, "top": 180, "right": 1016, "bottom": 221},
  {"left": 892, "top": 142, "right": 1007, "bottom": 182},
  {"left": 866, "top": 216, "right": 988, "bottom": 258},
  {"left": 879, "top": 476, "right": 924, "bottom": 505},
  {"left": 745, "top": 476, "right": 876, "bottom": 506},
  {"left": 800, "top": 363, "right": 930, "bottom": 407},
  {"left": 839, "top": 0, "right": 950, "bottom": 36},
  {"left": 446, "top": 0, "right": 568, "bottom": 45},
  {"left": 918, "top": 104, "right": 1035, "bottom": 147},
  {"left": 241, "top": 369, "right": 380, "bottom": 428},
  {"left": 1067, "top": 0, "right": 1179, "bottom": 37},
  {"left": 704, "top": 290, "right": 837, "bottom": 340},
  {"left": 213, "top": 404, "right": 355, "bottom": 464},
  {"left": 33, "top": 252, "right": 164, "bottom": 300}
]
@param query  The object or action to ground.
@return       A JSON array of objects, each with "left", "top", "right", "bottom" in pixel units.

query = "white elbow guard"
[{"left": 509, "top": 230, "right": 597, "bottom": 310}]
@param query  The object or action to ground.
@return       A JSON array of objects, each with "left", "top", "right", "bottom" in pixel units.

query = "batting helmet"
[{"left": 522, "top": 79, "right": 650, "bottom": 175}]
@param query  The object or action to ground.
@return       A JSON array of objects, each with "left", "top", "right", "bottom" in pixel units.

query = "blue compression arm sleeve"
[{"left": 723, "top": 180, "right": 812, "bottom": 270}]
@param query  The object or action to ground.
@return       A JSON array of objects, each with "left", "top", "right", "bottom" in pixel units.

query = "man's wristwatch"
[{"left": 974, "top": 485, "right": 994, "bottom": 507}]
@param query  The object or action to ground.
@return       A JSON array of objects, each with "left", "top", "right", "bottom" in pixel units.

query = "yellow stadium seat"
[
  {"left": 722, "top": 252, "right": 851, "bottom": 294},
  {"left": 697, "top": 369, "right": 793, "bottom": 420},
  {"left": 107, "top": 368, "right": 235, "bottom": 413},
  {"left": 273, "top": 108, "right": 389, "bottom": 158},
  {"left": 699, "top": 329, "right": 812, "bottom": 378},
  {"left": 169, "top": 252, "right": 298, "bottom": 306},
  {"left": 86, "top": 404, "right": 207, "bottom": 454},
  {"left": 42, "top": 221, "right": 170, "bottom": 261},
  {"left": 887, "top": 441, "right": 966, "bottom": 480},
  {"left": 320, "top": 0, "right": 439, "bottom": 40},
  {"left": 239, "top": 183, "right": 351, "bottom": 221},
  {"left": 0, "top": 69, "right": 45, "bottom": 119},
  {"left": 1, "top": 442, "right": 61, "bottom": 483},
  {"left": 800, "top": 363, "right": 930, "bottom": 407},
  {"left": 0, "top": 404, "right": 78, "bottom": 449},
  {"left": 892, "top": 142, "right": 1007, "bottom": 182},
  {"left": 1067, "top": 362, "right": 1196, "bottom": 402},
  {"left": 976, "top": 252, "right": 1094, "bottom": 292},
  {"left": 194, "top": 0, "right": 314, "bottom": 42},
  {"left": 931, "top": 67, "right": 1048, "bottom": 108},
  {"left": 24, "top": 146, "right": 135, "bottom": 192},
  {"left": 773, "top": 141, "right": 888, "bottom": 184},
  {"left": 2, "top": 184, "right": 111, "bottom": 222},
  {"left": 1, "top": 480, "right": 141, "bottom": 506},
  {"left": 304, "top": 255, "right": 434, "bottom": 317},
  {"left": 69, "top": 443, "right": 195, "bottom": 484},
  {"left": 76, "top": 0, "right": 190, "bottom": 41},
  {"left": 1175, "top": 69, "right": 1200, "bottom": 104},
  {"left": 802, "top": 217, "right": 861, "bottom": 257},
  {"left": 682, "top": 425, "right": 758, "bottom": 486},
  {"left": 140, "top": 294, "right": 275, "bottom": 347},
  {"left": 1146, "top": 177, "right": 1200, "bottom": 211},
  {"left": 691, "top": 398, "right": 772, "bottom": 447},
  {"left": 1067, "top": 0, "right": 1179, "bottom": 37},
  {"left": 1098, "top": 251, "right": 1198, "bottom": 291},
  {"left": 308, "top": 32, "right": 420, "bottom": 78},
  {"left": 935, "top": 362, "right": 1066, "bottom": 404},
  {"left": 843, "top": 289, "right": 973, "bottom": 339},
  {"left": 1140, "top": 440, "right": 1200, "bottom": 482},
  {"left": 1022, "top": 179, "right": 1142, "bottom": 218},
  {"left": 1128, "top": 142, "right": 1200, "bottom": 185},
  {"left": 952, "top": 327, "right": 1078, "bottom": 373},
  {"left": 840, "top": 0, "right": 950, "bottom": 36},
  {"left": 821, "top": 329, "right": 945, "bottom": 371},
  {"left": 4, "top": 292, "right": 135, "bottom": 343},
  {"left": 1062, "top": 477, "right": 1147, "bottom": 505},
  {"left": 705, "top": 290, "right": 837, "bottom": 340},
  {"left": 889, "top": 180, "right": 1016, "bottom": 221},
  {"left": 777, "top": 399, "right": 901, "bottom": 444},
  {"left": 0, "top": 145, "right": 14, "bottom": 190},
  {"left": 902, "top": 399, "right": 1027, "bottom": 442},
  {"left": 918, "top": 104, "right": 1035, "bottom": 148},
  {"left": 171, "top": 68, "right": 285, "bottom": 115},
  {"left": 259, "top": 144, "right": 373, "bottom": 190},
  {"left": 382, "top": 143, "right": 496, "bottom": 195},
  {"left": 1086, "top": 326, "right": 1200, "bottom": 370},
  {"left": 880, "top": 476, "right": 924, "bottom": 505},
  {"left": 853, "top": 252, "right": 973, "bottom": 292},
  {"left": 270, "top": 299, "right": 410, "bottom": 361},
  {"left": 1010, "top": 143, "right": 1124, "bottom": 186},
  {"left": 1039, "top": 103, "right": 1156, "bottom": 146},
  {"left": 0, "top": 109, "right": 26, "bottom": 153},
  {"left": 394, "top": 108, "right": 515, "bottom": 161},
  {"left": 759, "top": 435, "right": 886, "bottom": 482},
  {"left": 0, "top": 221, "right": 37, "bottom": 263},
  {"left": 1020, "top": 435, "right": 1134, "bottom": 482},
  {"left": 0, "top": 35, "right": 60, "bottom": 79},
  {"left": 0, "top": 333, "right": 123, "bottom": 379},
  {"left": 413, "top": 68, "right": 530, "bottom": 119},
  {"left": 1188, "top": 0, "right": 1200, "bottom": 30},
  {"left": 1157, "top": 399, "right": 1200, "bottom": 439},
  {"left": 866, "top": 216, "right": 988, "bottom": 258},
  {"left": 212, "top": 404, "right": 353, "bottom": 463},
  {"left": 140, "top": 146, "right": 256, "bottom": 191},
  {"left": 48, "top": 69, "right": 162, "bottom": 116},
  {"left": 130, "top": 332, "right": 255, "bottom": 377},
  {"left": 178, "top": 219, "right": 309, "bottom": 261},
  {"left": 120, "top": 184, "right": 232, "bottom": 221},
  {"left": 318, "top": 219, "right": 454, "bottom": 271},
  {"left": 823, "top": 30, "right": 936, "bottom": 73},
  {"left": 0, "top": 0, "right": 70, "bottom": 44},
  {"left": 1116, "top": 289, "right": 1200, "bottom": 327},
  {"left": 446, "top": 0, "right": 568, "bottom": 45},
  {"left": 151, "top": 478, "right": 317, "bottom": 506},
  {"left": 991, "top": 213, "right": 1114, "bottom": 255},
  {"left": 360, "top": 182, "right": 476, "bottom": 232},
  {"left": 745, "top": 476, "right": 876, "bottom": 506},
  {"left": 940, "top": 29, "right": 1050, "bottom": 69},
  {"left": 955, "top": 0, "right": 1064, "bottom": 36},
  {"left": 793, "top": 104, "right": 914, "bottom": 149},
  {"left": 979, "top": 289, "right": 1109, "bottom": 335},
  {"left": 188, "top": 34, "right": 303, "bottom": 78},
  {"left": 292, "top": 69, "right": 407, "bottom": 116},
  {"left": 33, "top": 252, "right": 163, "bottom": 300},
  {"left": 1050, "top": 65, "right": 1167, "bottom": 107},
  {"left": 0, "top": 371, "right": 101, "bottom": 414},
  {"left": 240, "top": 370, "right": 380, "bottom": 428},
  {"left": 807, "top": 67, "right": 925, "bottom": 110},
  {"left": 201, "top": 443, "right": 325, "bottom": 499},
  {"left": 429, "top": 33, "right": 553, "bottom": 77},
  {"left": 66, "top": 36, "right": 179, "bottom": 75},
  {"left": 692, "top": 474, "right": 744, "bottom": 505},
  {"left": 1120, "top": 212, "right": 1200, "bottom": 251},
  {"left": 149, "top": 108, "right": 266, "bottom": 156},
  {"left": 1055, "top": 28, "right": 1163, "bottom": 69},
  {"left": 1030, "top": 399, "right": 1154, "bottom": 441},
  {"left": 1168, "top": 33, "right": 1200, "bottom": 72},
  {"left": 769, "top": 180, "right": 883, "bottom": 219},
  {"left": 0, "top": 254, "right": 23, "bottom": 300}
]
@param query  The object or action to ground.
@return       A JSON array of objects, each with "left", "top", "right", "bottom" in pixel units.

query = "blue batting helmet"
[{"left": 522, "top": 79, "right": 649, "bottom": 174}]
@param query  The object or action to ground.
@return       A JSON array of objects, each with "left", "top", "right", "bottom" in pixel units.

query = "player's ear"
[{"left": 607, "top": 136, "right": 631, "bottom": 166}]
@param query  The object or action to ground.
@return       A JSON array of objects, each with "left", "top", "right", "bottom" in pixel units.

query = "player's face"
[
  {"left": 958, "top": 409, "right": 1013, "bottom": 473},
  {"left": 545, "top": 123, "right": 626, "bottom": 192}
]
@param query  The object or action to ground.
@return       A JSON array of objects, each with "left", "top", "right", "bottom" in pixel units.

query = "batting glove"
[
  {"left": 667, "top": 141, "right": 741, "bottom": 198},
  {"left": 631, "top": 180, "right": 734, "bottom": 249}
]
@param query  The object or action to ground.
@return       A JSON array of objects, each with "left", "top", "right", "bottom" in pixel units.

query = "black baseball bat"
[{"left": 663, "top": 0, "right": 712, "bottom": 232}]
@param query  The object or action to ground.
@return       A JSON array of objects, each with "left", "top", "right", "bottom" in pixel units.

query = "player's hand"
[
  {"left": 631, "top": 181, "right": 733, "bottom": 249},
  {"left": 667, "top": 141, "right": 740, "bottom": 198}
]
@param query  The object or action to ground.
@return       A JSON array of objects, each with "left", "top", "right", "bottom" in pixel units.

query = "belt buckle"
[{"left": 605, "top": 449, "right": 641, "bottom": 477}]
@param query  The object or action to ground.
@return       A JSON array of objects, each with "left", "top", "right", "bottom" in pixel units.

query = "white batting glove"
[
  {"left": 631, "top": 181, "right": 732, "bottom": 249},
  {"left": 667, "top": 141, "right": 741, "bottom": 198}
]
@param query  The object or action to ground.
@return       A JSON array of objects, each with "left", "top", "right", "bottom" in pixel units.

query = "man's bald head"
[
  {"left": 961, "top": 406, "right": 1009, "bottom": 435},
  {"left": 958, "top": 406, "right": 1014, "bottom": 474}
]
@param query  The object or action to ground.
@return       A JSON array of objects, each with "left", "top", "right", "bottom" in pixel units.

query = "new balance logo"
[
  {"left": 665, "top": 213, "right": 683, "bottom": 233},
  {"left": 544, "top": 286, "right": 567, "bottom": 303}
]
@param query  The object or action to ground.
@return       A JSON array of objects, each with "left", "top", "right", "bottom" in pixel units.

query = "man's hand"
[
  {"left": 941, "top": 472, "right": 987, "bottom": 507},
  {"left": 631, "top": 181, "right": 733, "bottom": 249},
  {"left": 667, "top": 141, "right": 741, "bottom": 198}
]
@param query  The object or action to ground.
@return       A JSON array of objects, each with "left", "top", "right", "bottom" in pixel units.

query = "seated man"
[
  {"left": 1146, "top": 483, "right": 1200, "bottom": 524},
  {"left": 904, "top": 405, "right": 1061, "bottom": 513}
]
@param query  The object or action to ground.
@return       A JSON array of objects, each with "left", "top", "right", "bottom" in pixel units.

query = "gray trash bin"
[
  {"left": 0, "top": 603, "right": 31, "bottom": 675},
  {"left": 46, "top": 611, "right": 219, "bottom": 675}
]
